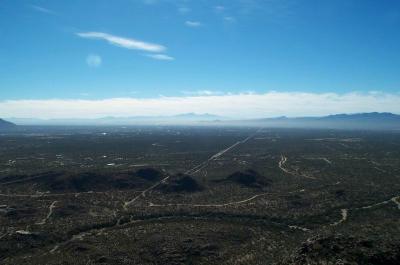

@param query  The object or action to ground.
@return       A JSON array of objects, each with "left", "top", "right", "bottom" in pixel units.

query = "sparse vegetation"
[{"left": 1, "top": 126, "right": 400, "bottom": 264}]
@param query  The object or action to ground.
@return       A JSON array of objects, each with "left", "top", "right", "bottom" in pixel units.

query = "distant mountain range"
[
  {"left": 0, "top": 118, "right": 16, "bottom": 129},
  {"left": 224, "top": 112, "right": 400, "bottom": 130},
  {"left": 5, "top": 112, "right": 400, "bottom": 130},
  {"left": 7, "top": 113, "right": 223, "bottom": 126}
]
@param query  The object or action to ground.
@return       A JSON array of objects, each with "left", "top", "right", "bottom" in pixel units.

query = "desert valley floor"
[{"left": 1, "top": 126, "right": 400, "bottom": 264}]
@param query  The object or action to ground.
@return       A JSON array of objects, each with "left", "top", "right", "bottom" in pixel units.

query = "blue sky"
[{"left": 0, "top": 0, "right": 400, "bottom": 118}]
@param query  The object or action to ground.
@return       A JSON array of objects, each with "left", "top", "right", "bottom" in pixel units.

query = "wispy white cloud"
[
  {"left": 86, "top": 54, "right": 102, "bottom": 67},
  {"left": 185, "top": 21, "right": 202, "bottom": 27},
  {"left": 77, "top": 32, "right": 166, "bottom": 53},
  {"left": 1, "top": 92, "right": 400, "bottom": 119},
  {"left": 145, "top": 54, "right": 175, "bottom": 61},
  {"left": 29, "top": 5, "right": 56, "bottom": 15}
]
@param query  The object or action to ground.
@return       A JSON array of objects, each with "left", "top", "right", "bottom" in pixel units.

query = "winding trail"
[
  {"left": 391, "top": 196, "right": 400, "bottom": 209},
  {"left": 330, "top": 195, "right": 400, "bottom": 227},
  {"left": 278, "top": 155, "right": 291, "bottom": 175},
  {"left": 356, "top": 196, "right": 400, "bottom": 210},
  {"left": 330, "top": 209, "right": 348, "bottom": 226},
  {"left": 322, "top": 158, "right": 332, "bottom": 165},
  {"left": 278, "top": 155, "right": 316, "bottom": 179},
  {"left": 37, "top": 201, "right": 58, "bottom": 225},
  {"left": 359, "top": 199, "right": 391, "bottom": 210},
  {"left": 147, "top": 187, "right": 311, "bottom": 209},
  {"left": 148, "top": 193, "right": 269, "bottom": 208}
]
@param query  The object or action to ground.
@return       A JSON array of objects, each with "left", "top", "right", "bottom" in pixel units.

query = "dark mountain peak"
[
  {"left": 324, "top": 112, "right": 399, "bottom": 119},
  {"left": 0, "top": 118, "right": 16, "bottom": 128},
  {"left": 224, "top": 169, "right": 271, "bottom": 188},
  {"left": 158, "top": 173, "right": 203, "bottom": 193}
]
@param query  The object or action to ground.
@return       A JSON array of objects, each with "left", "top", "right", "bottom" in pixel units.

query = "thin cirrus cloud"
[
  {"left": 76, "top": 32, "right": 166, "bottom": 53},
  {"left": 29, "top": 5, "right": 56, "bottom": 15},
  {"left": 185, "top": 21, "right": 202, "bottom": 27},
  {"left": 145, "top": 54, "right": 175, "bottom": 61},
  {"left": 1, "top": 92, "right": 400, "bottom": 119}
]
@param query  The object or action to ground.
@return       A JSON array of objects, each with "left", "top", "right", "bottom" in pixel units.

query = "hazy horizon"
[
  {"left": 2, "top": 92, "right": 400, "bottom": 119},
  {"left": 4, "top": 110, "right": 400, "bottom": 121}
]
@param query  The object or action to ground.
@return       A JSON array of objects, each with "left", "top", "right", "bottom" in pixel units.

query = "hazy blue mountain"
[
  {"left": 0, "top": 118, "right": 16, "bottom": 128},
  {"left": 321, "top": 112, "right": 400, "bottom": 122},
  {"left": 227, "top": 112, "right": 400, "bottom": 130},
  {"left": 8, "top": 113, "right": 224, "bottom": 126},
  {"left": 7, "top": 112, "right": 400, "bottom": 130}
]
